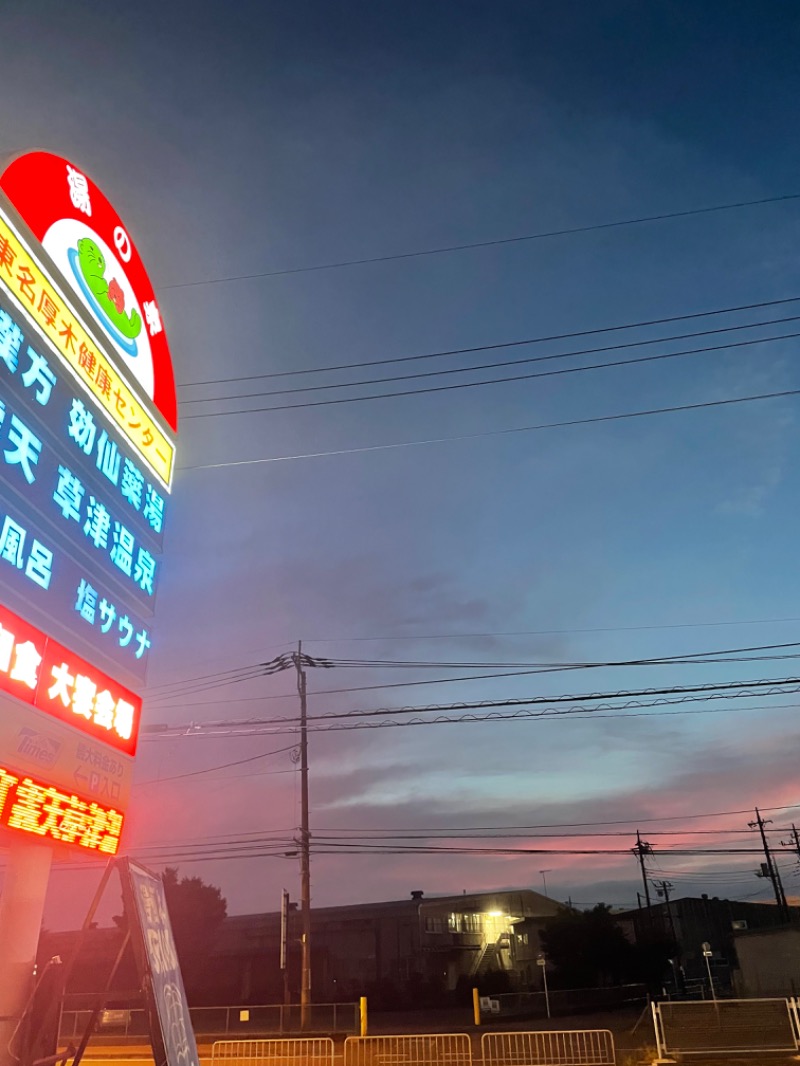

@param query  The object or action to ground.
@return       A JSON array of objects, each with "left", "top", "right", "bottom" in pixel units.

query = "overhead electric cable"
[
  {"left": 307, "top": 828, "right": 785, "bottom": 840},
  {"left": 178, "top": 385, "right": 800, "bottom": 472},
  {"left": 301, "top": 617, "right": 800, "bottom": 642},
  {"left": 144, "top": 641, "right": 800, "bottom": 708},
  {"left": 177, "top": 294, "right": 800, "bottom": 387},
  {"left": 182, "top": 327, "right": 800, "bottom": 418},
  {"left": 134, "top": 743, "right": 297, "bottom": 786},
  {"left": 303, "top": 673, "right": 800, "bottom": 721},
  {"left": 162, "top": 192, "right": 800, "bottom": 291},
  {"left": 301, "top": 700, "right": 800, "bottom": 733},
  {"left": 147, "top": 657, "right": 800, "bottom": 709},
  {"left": 180, "top": 313, "right": 800, "bottom": 405},
  {"left": 141, "top": 691, "right": 800, "bottom": 737},
  {"left": 313, "top": 804, "right": 800, "bottom": 831},
  {"left": 305, "top": 640, "right": 800, "bottom": 668},
  {"left": 144, "top": 662, "right": 270, "bottom": 694}
]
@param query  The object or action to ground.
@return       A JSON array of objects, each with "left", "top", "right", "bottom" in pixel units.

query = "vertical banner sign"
[
  {"left": 0, "top": 152, "right": 178, "bottom": 853},
  {"left": 120, "top": 857, "right": 199, "bottom": 1066}
]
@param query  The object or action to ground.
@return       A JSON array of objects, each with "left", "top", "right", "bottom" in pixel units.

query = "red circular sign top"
[{"left": 0, "top": 151, "right": 177, "bottom": 431}]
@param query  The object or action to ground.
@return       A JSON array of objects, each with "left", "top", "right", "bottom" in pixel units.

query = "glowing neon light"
[
  {"left": 0, "top": 205, "right": 174, "bottom": 486},
  {"left": 0, "top": 764, "right": 123, "bottom": 854},
  {"left": 0, "top": 601, "right": 141, "bottom": 755},
  {"left": 0, "top": 152, "right": 178, "bottom": 432}
]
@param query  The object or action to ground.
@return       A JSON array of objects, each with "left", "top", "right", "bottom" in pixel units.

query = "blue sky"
[{"left": 3, "top": 0, "right": 800, "bottom": 926}]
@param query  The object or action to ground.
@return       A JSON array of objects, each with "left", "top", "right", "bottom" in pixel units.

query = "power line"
[
  {"left": 147, "top": 660, "right": 800, "bottom": 709},
  {"left": 42, "top": 803, "right": 800, "bottom": 873},
  {"left": 181, "top": 327, "right": 800, "bottom": 418},
  {"left": 177, "top": 385, "right": 800, "bottom": 472},
  {"left": 134, "top": 743, "right": 297, "bottom": 787},
  {"left": 179, "top": 310, "right": 800, "bottom": 399},
  {"left": 141, "top": 627, "right": 800, "bottom": 709},
  {"left": 52, "top": 839, "right": 795, "bottom": 870},
  {"left": 139, "top": 700, "right": 799, "bottom": 739},
  {"left": 300, "top": 673, "right": 800, "bottom": 722},
  {"left": 300, "top": 617, "right": 800, "bottom": 643},
  {"left": 143, "top": 641, "right": 800, "bottom": 708},
  {"left": 312, "top": 640, "right": 800, "bottom": 668},
  {"left": 313, "top": 803, "right": 800, "bottom": 832},
  {"left": 307, "top": 828, "right": 785, "bottom": 841},
  {"left": 161, "top": 192, "right": 800, "bottom": 292},
  {"left": 304, "top": 699, "right": 799, "bottom": 734},
  {"left": 144, "top": 663, "right": 269, "bottom": 695}
]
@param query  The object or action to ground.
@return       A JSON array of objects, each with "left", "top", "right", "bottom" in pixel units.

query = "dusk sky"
[{"left": 4, "top": 1, "right": 800, "bottom": 928}]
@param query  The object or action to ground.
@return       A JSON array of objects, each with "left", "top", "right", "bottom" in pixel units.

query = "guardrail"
[
  {"left": 481, "top": 1029, "right": 615, "bottom": 1066},
  {"left": 344, "top": 1034, "right": 473, "bottom": 1066},
  {"left": 211, "top": 1037, "right": 336, "bottom": 1066},
  {"left": 652, "top": 997, "right": 800, "bottom": 1060}
]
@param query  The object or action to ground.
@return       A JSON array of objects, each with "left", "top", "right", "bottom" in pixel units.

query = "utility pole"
[
  {"left": 780, "top": 823, "right": 800, "bottom": 913},
  {"left": 280, "top": 888, "right": 291, "bottom": 1007},
  {"left": 653, "top": 879, "right": 678, "bottom": 944},
  {"left": 633, "top": 832, "right": 653, "bottom": 910},
  {"left": 294, "top": 642, "right": 312, "bottom": 1028},
  {"left": 780, "top": 823, "right": 800, "bottom": 864},
  {"left": 749, "top": 808, "right": 789, "bottom": 921}
]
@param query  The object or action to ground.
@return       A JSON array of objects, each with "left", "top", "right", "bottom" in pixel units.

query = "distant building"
[
  {"left": 733, "top": 926, "right": 800, "bottom": 996},
  {"left": 616, "top": 894, "right": 798, "bottom": 990},
  {"left": 216, "top": 889, "right": 560, "bottom": 1003},
  {"left": 40, "top": 887, "right": 561, "bottom": 1006}
]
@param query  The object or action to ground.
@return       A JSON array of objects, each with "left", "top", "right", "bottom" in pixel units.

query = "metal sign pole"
[
  {"left": 702, "top": 942, "right": 716, "bottom": 1001},
  {"left": 537, "top": 954, "right": 550, "bottom": 1019},
  {"left": 0, "top": 840, "right": 53, "bottom": 1066}
]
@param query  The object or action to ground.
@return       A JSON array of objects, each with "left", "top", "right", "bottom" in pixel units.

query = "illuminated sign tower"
[
  {"left": 0, "top": 152, "right": 177, "bottom": 852},
  {"left": 0, "top": 149, "right": 178, "bottom": 1066}
]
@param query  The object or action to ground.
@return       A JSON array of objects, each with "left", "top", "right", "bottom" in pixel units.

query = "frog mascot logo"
[{"left": 70, "top": 237, "right": 143, "bottom": 356}]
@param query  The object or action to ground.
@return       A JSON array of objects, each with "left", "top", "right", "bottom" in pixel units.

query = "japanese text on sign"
[
  {"left": 0, "top": 505, "right": 53, "bottom": 590},
  {"left": 0, "top": 763, "right": 122, "bottom": 853},
  {"left": 0, "top": 206, "right": 174, "bottom": 486},
  {"left": 0, "top": 391, "right": 160, "bottom": 603},
  {"left": 0, "top": 294, "right": 167, "bottom": 550},
  {"left": 0, "top": 491, "right": 153, "bottom": 679},
  {"left": 0, "top": 600, "right": 141, "bottom": 755}
]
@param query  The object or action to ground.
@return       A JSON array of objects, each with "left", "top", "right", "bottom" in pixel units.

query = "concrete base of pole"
[{"left": 0, "top": 840, "right": 53, "bottom": 1066}]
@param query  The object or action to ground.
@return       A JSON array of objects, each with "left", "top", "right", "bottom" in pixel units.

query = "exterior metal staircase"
[{"left": 471, "top": 941, "right": 503, "bottom": 976}]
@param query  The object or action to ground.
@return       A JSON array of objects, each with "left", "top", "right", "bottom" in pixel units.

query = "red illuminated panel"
[
  {"left": 0, "top": 764, "right": 123, "bottom": 854},
  {"left": 0, "top": 601, "right": 141, "bottom": 755},
  {"left": 0, "top": 151, "right": 178, "bottom": 431}
]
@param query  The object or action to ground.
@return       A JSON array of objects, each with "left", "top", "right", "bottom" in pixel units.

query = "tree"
[
  {"left": 114, "top": 867, "right": 227, "bottom": 1003},
  {"left": 540, "top": 904, "right": 634, "bottom": 988},
  {"left": 161, "top": 866, "right": 228, "bottom": 954}
]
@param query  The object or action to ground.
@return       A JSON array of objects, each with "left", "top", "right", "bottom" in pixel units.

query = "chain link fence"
[
  {"left": 59, "top": 1002, "right": 359, "bottom": 1043},
  {"left": 479, "top": 984, "right": 646, "bottom": 1020}
]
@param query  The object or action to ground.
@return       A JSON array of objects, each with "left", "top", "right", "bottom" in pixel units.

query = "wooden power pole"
[{"left": 294, "top": 643, "right": 312, "bottom": 1028}]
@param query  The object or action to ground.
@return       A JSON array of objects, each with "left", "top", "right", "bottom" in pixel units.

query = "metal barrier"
[
  {"left": 344, "top": 1034, "right": 472, "bottom": 1066},
  {"left": 481, "top": 1029, "right": 615, "bottom": 1066},
  {"left": 59, "top": 1002, "right": 359, "bottom": 1041},
  {"left": 212, "top": 1037, "right": 336, "bottom": 1066},
  {"left": 652, "top": 998, "right": 800, "bottom": 1059},
  {"left": 482, "top": 985, "right": 646, "bottom": 1019}
]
